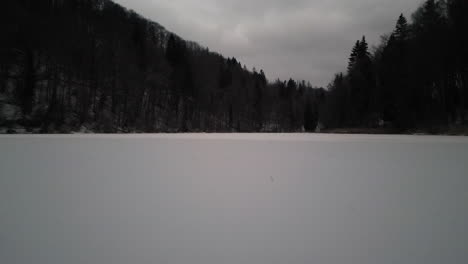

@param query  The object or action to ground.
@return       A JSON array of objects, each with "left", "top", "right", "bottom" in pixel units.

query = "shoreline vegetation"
[
  {"left": 1, "top": 0, "right": 467, "bottom": 135},
  {"left": 1, "top": 122, "right": 468, "bottom": 136}
]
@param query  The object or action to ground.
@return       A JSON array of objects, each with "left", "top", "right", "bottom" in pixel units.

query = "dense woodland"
[
  {"left": 0, "top": 0, "right": 467, "bottom": 133},
  {"left": 323, "top": 0, "right": 468, "bottom": 132}
]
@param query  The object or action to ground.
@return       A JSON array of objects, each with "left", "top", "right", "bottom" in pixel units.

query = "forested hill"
[
  {"left": 0, "top": 0, "right": 467, "bottom": 134},
  {"left": 0, "top": 0, "right": 324, "bottom": 133},
  {"left": 322, "top": 0, "right": 468, "bottom": 133}
]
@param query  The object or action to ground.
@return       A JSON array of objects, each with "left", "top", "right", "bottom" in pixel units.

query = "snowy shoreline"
[{"left": 1, "top": 133, "right": 468, "bottom": 145}]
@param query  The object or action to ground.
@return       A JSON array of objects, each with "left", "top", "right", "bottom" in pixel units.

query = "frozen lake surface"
[{"left": 1, "top": 134, "right": 467, "bottom": 264}]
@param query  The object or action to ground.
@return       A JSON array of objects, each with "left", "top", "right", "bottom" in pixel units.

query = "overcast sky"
[{"left": 113, "top": 0, "right": 423, "bottom": 87}]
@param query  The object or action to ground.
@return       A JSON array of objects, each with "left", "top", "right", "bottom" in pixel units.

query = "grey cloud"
[{"left": 113, "top": 0, "right": 423, "bottom": 86}]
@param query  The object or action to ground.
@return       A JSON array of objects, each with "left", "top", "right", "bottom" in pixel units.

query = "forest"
[
  {"left": 323, "top": 0, "right": 468, "bottom": 133},
  {"left": 0, "top": 0, "right": 467, "bottom": 133}
]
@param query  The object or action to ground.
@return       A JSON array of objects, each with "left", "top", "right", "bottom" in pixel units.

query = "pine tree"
[
  {"left": 394, "top": 14, "right": 409, "bottom": 41},
  {"left": 347, "top": 36, "right": 374, "bottom": 125},
  {"left": 358, "top": 36, "right": 371, "bottom": 59},
  {"left": 348, "top": 40, "right": 360, "bottom": 72}
]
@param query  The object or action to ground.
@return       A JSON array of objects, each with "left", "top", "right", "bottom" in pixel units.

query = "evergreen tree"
[
  {"left": 357, "top": 36, "right": 371, "bottom": 59},
  {"left": 348, "top": 40, "right": 360, "bottom": 72},
  {"left": 347, "top": 36, "right": 375, "bottom": 125},
  {"left": 394, "top": 14, "right": 409, "bottom": 41}
]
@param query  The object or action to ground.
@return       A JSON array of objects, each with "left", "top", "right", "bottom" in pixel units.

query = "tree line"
[{"left": 1, "top": 0, "right": 467, "bottom": 133}]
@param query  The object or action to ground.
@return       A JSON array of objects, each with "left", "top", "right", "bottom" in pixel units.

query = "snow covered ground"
[{"left": 1, "top": 134, "right": 467, "bottom": 264}]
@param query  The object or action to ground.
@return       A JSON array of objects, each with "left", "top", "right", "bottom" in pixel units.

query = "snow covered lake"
[{"left": 1, "top": 134, "right": 467, "bottom": 264}]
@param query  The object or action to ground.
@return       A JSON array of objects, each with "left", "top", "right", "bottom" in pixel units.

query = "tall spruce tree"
[
  {"left": 348, "top": 40, "right": 360, "bottom": 72},
  {"left": 394, "top": 14, "right": 409, "bottom": 41}
]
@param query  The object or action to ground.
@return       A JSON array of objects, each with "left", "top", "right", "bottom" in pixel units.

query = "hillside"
[{"left": 0, "top": 0, "right": 323, "bottom": 133}]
